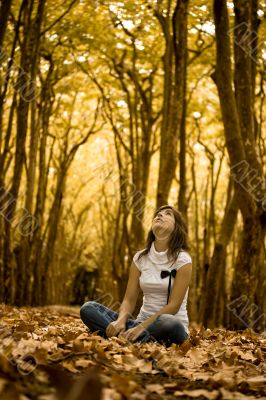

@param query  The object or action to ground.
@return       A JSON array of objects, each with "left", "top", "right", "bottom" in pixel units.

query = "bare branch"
[{"left": 41, "top": 0, "right": 78, "bottom": 36}]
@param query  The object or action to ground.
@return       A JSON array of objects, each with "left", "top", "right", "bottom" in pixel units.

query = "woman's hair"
[{"left": 137, "top": 205, "right": 189, "bottom": 263}]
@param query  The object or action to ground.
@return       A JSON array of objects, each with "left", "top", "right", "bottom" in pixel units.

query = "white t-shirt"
[{"left": 133, "top": 241, "right": 192, "bottom": 334}]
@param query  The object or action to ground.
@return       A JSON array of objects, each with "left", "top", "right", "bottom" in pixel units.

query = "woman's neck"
[{"left": 154, "top": 239, "right": 169, "bottom": 252}]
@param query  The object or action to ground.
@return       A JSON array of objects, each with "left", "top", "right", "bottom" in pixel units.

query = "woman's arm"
[
  {"left": 139, "top": 262, "right": 192, "bottom": 329},
  {"left": 117, "top": 261, "right": 141, "bottom": 323}
]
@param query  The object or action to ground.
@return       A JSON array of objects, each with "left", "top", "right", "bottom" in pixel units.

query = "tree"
[
  {"left": 213, "top": 0, "right": 265, "bottom": 331},
  {"left": 155, "top": 0, "right": 189, "bottom": 208}
]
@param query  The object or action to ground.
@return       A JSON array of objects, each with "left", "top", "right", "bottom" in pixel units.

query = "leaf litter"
[{"left": 0, "top": 304, "right": 265, "bottom": 400}]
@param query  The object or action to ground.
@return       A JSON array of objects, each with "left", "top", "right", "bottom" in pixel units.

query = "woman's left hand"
[{"left": 118, "top": 324, "right": 147, "bottom": 342}]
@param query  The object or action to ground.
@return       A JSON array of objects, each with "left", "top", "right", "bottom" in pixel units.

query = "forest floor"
[{"left": 0, "top": 305, "right": 265, "bottom": 400}]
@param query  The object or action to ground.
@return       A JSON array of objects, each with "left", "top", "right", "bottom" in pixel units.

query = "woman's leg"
[
  {"left": 80, "top": 301, "right": 118, "bottom": 338},
  {"left": 80, "top": 301, "right": 140, "bottom": 338},
  {"left": 136, "top": 314, "right": 189, "bottom": 345}
]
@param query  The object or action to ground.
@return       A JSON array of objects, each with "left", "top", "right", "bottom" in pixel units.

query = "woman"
[{"left": 80, "top": 205, "right": 192, "bottom": 346}]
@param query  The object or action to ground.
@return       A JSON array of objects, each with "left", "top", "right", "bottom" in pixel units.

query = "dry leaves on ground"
[{"left": 0, "top": 304, "right": 265, "bottom": 400}]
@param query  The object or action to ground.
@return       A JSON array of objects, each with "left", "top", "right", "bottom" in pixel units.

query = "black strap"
[{"left": 160, "top": 269, "right": 177, "bottom": 304}]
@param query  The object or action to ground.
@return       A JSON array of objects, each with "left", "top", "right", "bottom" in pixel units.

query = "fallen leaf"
[
  {"left": 75, "top": 359, "right": 95, "bottom": 368},
  {"left": 174, "top": 389, "right": 219, "bottom": 399},
  {"left": 111, "top": 374, "right": 138, "bottom": 395},
  {"left": 246, "top": 375, "right": 266, "bottom": 389},
  {"left": 145, "top": 383, "right": 165, "bottom": 395}
]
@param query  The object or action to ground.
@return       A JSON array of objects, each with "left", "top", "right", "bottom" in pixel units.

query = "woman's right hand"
[{"left": 106, "top": 319, "right": 126, "bottom": 338}]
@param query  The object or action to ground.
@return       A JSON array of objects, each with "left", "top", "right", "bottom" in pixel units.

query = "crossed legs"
[{"left": 80, "top": 301, "right": 188, "bottom": 345}]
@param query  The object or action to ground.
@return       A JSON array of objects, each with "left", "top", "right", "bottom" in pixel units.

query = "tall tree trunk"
[
  {"left": 31, "top": 58, "right": 55, "bottom": 305},
  {"left": 0, "top": 0, "right": 13, "bottom": 148},
  {"left": 3, "top": 0, "right": 45, "bottom": 306},
  {"left": 200, "top": 182, "right": 239, "bottom": 328},
  {"left": 127, "top": 69, "right": 155, "bottom": 254},
  {"left": 111, "top": 137, "right": 131, "bottom": 302},
  {"left": 230, "top": 0, "right": 265, "bottom": 331},
  {"left": 3, "top": 0, "right": 36, "bottom": 303},
  {"left": 254, "top": 233, "right": 266, "bottom": 332},
  {"left": 188, "top": 151, "right": 200, "bottom": 322},
  {"left": 0, "top": 91, "right": 17, "bottom": 302},
  {"left": 177, "top": 94, "right": 188, "bottom": 217},
  {"left": 0, "top": 0, "right": 12, "bottom": 49},
  {"left": 16, "top": 0, "right": 46, "bottom": 306},
  {"left": 0, "top": 0, "right": 23, "bottom": 150},
  {"left": 156, "top": 0, "right": 189, "bottom": 207},
  {"left": 41, "top": 169, "right": 66, "bottom": 304},
  {"left": 213, "top": 0, "right": 265, "bottom": 331}
]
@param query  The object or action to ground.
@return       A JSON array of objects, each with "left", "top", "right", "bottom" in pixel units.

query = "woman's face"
[{"left": 152, "top": 208, "right": 176, "bottom": 240}]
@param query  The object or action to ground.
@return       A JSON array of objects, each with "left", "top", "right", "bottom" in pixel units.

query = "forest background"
[{"left": 0, "top": 0, "right": 265, "bottom": 333}]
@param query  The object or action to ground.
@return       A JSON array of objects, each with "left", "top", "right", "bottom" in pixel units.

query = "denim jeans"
[{"left": 80, "top": 301, "right": 189, "bottom": 346}]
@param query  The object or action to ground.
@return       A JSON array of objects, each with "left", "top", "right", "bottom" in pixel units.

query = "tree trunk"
[
  {"left": 213, "top": 0, "right": 266, "bottom": 331},
  {"left": 177, "top": 94, "right": 188, "bottom": 217},
  {"left": 0, "top": 0, "right": 12, "bottom": 49},
  {"left": 230, "top": 0, "right": 265, "bottom": 331},
  {"left": 16, "top": 0, "right": 46, "bottom": 306},
  {"left": 41, "top": 169, "right": 66, "bottom": 304},
  {"left": 188, "top": 151, "right": 200, "bottom": 322},
  {"left": 200, "top": 184, "right": 239, "bottom": 328},
  {"left": 31, "top": 57, "right": 55, "bottom": 305},
  {"left": 156, "top": 0, "right": 189, "bottom": 207},
  {"left": 3, "top": 0, "right": 36, "bottom": 303},
  {"left": 0, "top": 0, "right": 25, "bottom": 302}
]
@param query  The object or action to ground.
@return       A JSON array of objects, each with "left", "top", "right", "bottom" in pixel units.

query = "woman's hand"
[
  {"left": 106, "top": 319, "right": 126, "bottom": 338},
  {"left": 119, "top": 324, "right": 146, "bottom": 342}
]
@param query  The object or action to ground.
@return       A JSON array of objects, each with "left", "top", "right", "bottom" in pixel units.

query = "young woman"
[{"left": 80, "top": 205, "right": 192, "bottom": 346}]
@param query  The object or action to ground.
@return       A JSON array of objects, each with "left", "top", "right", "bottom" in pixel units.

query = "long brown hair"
[{"left": 137, "top": 205, "right": 189, "bottom": 263}]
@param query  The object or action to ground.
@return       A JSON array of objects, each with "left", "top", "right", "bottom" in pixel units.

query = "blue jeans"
[{"left": 80, "top": 301, "right": 189, "bottom": 346}]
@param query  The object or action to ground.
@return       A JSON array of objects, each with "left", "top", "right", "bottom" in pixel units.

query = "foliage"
[{"left": 0, "top": 304, "right": 265, "bottom": 399}]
